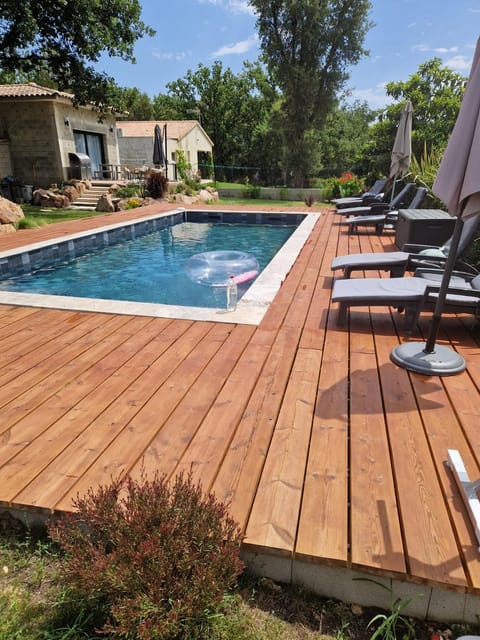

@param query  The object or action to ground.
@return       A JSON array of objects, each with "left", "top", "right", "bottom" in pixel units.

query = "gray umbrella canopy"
[
  {"left": 389, "top": 99, "right": 413, "bottom": 180},
  {"left": 390, "top": 39, "right": 480, "bottom": 375},
  {"left": 153, "top": 123, "right": 166, "bottom": 167}
]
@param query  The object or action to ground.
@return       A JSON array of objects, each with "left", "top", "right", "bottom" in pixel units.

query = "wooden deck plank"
[
  {"left": 0, "top": 205, "right": 479, "bottom": 603},
  {"left": 348, "top": 314, "right": 406, "bottom": 575},
  {"left": 52, "top": 321, "right": 231, "bottom": 511},
  {"left": 128, "top": 323, "right": 256, "bottom": 482},
  {"left": 373, "top": 313, "right": 468, "bottom": 589},
  {"left": 212, "top": 325, "right": 301, "bottom": 528},
  {"left": 0, "top": 314, "right": 136, "bottom": 431},
  {"left": 244, "top": 347, "right": 321, "bottom": 556},
  {"left": 295, "top": 311, "right": 349, "bottom": 565}
]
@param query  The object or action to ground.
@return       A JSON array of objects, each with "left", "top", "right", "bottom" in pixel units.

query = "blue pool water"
[{"left": 0, "top": 222, "right": 295, "bottom": 308}]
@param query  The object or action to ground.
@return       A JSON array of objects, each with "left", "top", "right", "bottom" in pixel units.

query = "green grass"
[
  {"left": 2, "top": 526, "right": 475, "bottom": 640},
  {"left": 18, "top": 204, "right": 101, "bottom": 229}
]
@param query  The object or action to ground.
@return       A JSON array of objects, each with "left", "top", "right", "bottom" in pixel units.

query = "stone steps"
[{"left": 69, "top": 181, "right": 118, "bottom": 211}]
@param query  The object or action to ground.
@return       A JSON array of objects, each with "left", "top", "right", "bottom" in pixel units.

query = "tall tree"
[
  {"left": 156, "top": 60, "right": 279, "bottom": 182},
  {"left": 115, "top": 87, "right": 155, "bottom": 120},
  {"left": 250, "top": 0, "right": 372, "bottom": 186},
  {"left": 0, "top": 0, "right": 154, "bottom": 106},
  {"left": 358, "top": 58, "right": 467, "bottom": 177}
]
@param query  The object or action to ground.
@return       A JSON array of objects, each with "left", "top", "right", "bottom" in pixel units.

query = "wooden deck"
[{"left": 1, "top": 203, "right": 479, "bottom": 622}]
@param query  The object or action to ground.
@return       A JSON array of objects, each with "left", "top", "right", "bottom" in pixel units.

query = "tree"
[
  {"left": 250, "top": 0, "right": 372, "bottom": 187},
  {"left": 156, "top": 60, "right": 280, "bottom": 183},
  {"left": 0, "top": 0, "right": 154, "bottom": 107},
  {"left": 358, "top": 58, "right": 466, "bottom": 177},
  {"left": 115, "top": 87, "right": 155, "bottom": 120},
  {"left": 317, "top": 100, "right": 376, "bottom": 177}
]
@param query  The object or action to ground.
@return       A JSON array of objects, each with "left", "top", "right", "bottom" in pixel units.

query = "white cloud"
[
  {"left": 412, "top": 44, "right": 459, "bottom": 54},
  {"left": 196, "top": 0, "right": 254, "bottom": 14},
  {"left": 348, "top": 84, "right": 393, "bottom": 109},
  {"left": 211, "top": 33, "right": 258, "bottom": 57},
  {"left": 444, "top": 55, "right": 472, "bottom": 71},
  {"left": 153, "top": 50, "right": 190, "bottom": 61}
]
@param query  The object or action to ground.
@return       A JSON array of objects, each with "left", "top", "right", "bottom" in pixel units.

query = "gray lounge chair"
[
  {"left": 335, "top": 182, "right": 416, "bottom": 217},
  {"left": 331, "top": 270, "right": 480, "bottom": 333},
  {"left": 331, "top": 215, "right": 480, "bottom": 278},
  {"left": 341, "top": 187, "right": 428, "bottom": 235},
  {"left": 332, "top": 178, "right": 389, "bottom": 208}
]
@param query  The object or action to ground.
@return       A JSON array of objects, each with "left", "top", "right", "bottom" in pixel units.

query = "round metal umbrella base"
[{"left": 390, "top": 342, "right": 466, "bottom": 376}]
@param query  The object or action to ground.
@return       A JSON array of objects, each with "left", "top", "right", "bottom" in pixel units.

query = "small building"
[
  {"left": 116, "top": 120, "right": 214, "bottom": 181},
  {"left": 0, "top": 82, "right": 119, "bottom": 189}
]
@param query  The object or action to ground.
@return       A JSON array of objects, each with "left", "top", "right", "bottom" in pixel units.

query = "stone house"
[
  {"left": 116, "top": 120, "right": 214, "bottom": 181},
  {"left": 0, "top": 82, "right": 119, "bottom": 190}
]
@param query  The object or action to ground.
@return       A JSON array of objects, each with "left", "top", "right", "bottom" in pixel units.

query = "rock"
[
  {"left": 32, "top": 188, "right": 50, "bottom": 206},
  {"left": 96, "top": 193, "right": 115, "bottom": 212},
  {"left": 0, "top": 223, "right": 16, "bottom": 233},
  {"left": 63, "top": 185, "right": 79, "bottom": 202},
  {"left": 198, "top": 188, "right": 219, "bottom": 203},
  {"left": 0, "top": 198, "right": 24, "bottom": 224},
  {"left": 108, "top": 183, "right": 122, "bottom": 193}
]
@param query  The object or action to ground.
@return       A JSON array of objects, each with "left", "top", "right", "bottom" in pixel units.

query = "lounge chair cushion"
[{"left": 332, "top": 276, "right": 427, "bottom": 304}]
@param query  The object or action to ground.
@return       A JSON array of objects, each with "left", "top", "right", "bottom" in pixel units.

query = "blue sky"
[{"left": 99, "top": 0, "right": 480, "bottom": 109}]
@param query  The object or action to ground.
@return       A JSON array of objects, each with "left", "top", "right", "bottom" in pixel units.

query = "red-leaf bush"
[
  {"left": 146, "top": 170, "right": 168, "bottom": 199},
  {"left": 48, "top": 472, "right": 244, "bottom": 639}
]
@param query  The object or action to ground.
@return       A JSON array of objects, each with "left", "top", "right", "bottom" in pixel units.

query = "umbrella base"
[{"left": 390, "top": 341, "right": 466, "bottom": 376}]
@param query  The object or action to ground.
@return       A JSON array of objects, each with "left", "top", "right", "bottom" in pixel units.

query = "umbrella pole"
[
  {"left": 424, "top": 217, "right": 464, "bottom": 353},
  {"left": 390, "top": 215, "right": 467, "bottom": 376}
]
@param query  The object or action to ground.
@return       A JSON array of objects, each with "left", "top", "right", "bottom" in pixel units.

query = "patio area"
[{"left": 0, "top": 202, "right": 479, "bottom": 622}]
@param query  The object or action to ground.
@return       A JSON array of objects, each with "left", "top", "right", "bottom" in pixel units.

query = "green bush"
[
  {"left": 48, "top": 472, "right": 244, "bottom": 640},
  {"left": 116, "top": 182, "right": 144, "bottom": 199},
  {"left": 322, "top": 172, "right": 365, "bottom": 200}
]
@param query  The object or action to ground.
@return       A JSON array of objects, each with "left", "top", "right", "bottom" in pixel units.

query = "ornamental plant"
[
  {"left": 324, "top": 172, "right": 365, "bottom": 199},
  {"left": 48, "top": 472, "right": 244, "bottom": 640}
]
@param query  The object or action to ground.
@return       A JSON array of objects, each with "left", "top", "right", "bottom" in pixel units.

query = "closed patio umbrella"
[
  {"left": 390, "top": 39, "right": 480, "bottom": 375},
  {"left": 389, "top": 99, "right": 413, "bottom": 179},
  {"left": 388, "top": 99, "right": 413, "bottom": 202},
  {"left": 153, "top": 123, "right": 166, "bottom": 167}
]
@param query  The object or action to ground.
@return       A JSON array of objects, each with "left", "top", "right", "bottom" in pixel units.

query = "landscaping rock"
[
  {"left": 62, "top": 185, "right": 79, "bottom": 202},
  {"left": 0, "top": 197, "right": 24, "bottom": 225},
  {"left": 96, "top": 193, "right": 115, "bottom": 212},
  {"left": 0, "top": 223, "right": 16, "bottom": 233},
  {"left": 198, "top": 188, "right": 219, "bottom": 203}
]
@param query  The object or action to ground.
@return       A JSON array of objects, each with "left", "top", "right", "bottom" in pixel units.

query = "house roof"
[
  {"left": 117, "top": 120, "right": 213, "bottom": 146},
  {"left": 0, "top": 82, "right": 74, "bottom": 100}
]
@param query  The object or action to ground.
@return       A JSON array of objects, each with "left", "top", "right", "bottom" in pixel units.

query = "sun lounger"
[
  {"left": 331, "top": 270, "right": 480, "bottom": 333},
  {"left": 332, "top": 178, "right": 389, "bottom": 208},
  {"left": 331, "top": 215, "right": 480, "bottom": 278},
  {"left": 341, "top": 188, "right": 427, "bottom": 235},
  {"left": 335, "top": 183, "right": 416, "bottom": 217}
]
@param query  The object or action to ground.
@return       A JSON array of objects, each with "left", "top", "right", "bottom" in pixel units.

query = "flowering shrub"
[
  {"left": 323, "top": 172, "right": 365, "bottom": 199},
  {"left": 48, "top": 472, "right": 244, "bottom": 639}
]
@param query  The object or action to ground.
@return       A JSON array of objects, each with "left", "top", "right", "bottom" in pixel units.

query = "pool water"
[{"left": 0, "top": 222, "right": 296, "bottom": 309}]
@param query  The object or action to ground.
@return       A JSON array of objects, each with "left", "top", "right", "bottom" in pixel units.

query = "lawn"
[{"left": 2, "top": 525, "right": 462, "bottom": 640}]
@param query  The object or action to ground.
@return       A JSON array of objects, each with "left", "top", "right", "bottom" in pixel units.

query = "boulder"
[
  {"left": 96, "top": 193, "right": 115, "bottom": 212},
  {"left": 198, "top": 188, "right": 219, "bottom": 203},
  {"left": 0, "top": 197, "right": 24, "bottom": 224},
  {"left": 63, "top": 185, "right": 79, "bottom": 202},
  {"left": 0, "top": 223, "right": 16, "bottom": 233}
]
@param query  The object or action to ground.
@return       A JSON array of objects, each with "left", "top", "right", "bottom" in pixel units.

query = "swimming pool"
[{"left": 0, "top": 208, "right": 319, "bottom": 324}]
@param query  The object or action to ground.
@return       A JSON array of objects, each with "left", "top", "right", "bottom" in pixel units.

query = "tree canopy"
[
  {"left": 0, "top": 0, "right": 154, "bottom": 106},
  {"left": 358, "top": 58, "right": 467, "bottom": 177},
  {"left": 249, "top": 0, "right": 372, "bottom": 186}
]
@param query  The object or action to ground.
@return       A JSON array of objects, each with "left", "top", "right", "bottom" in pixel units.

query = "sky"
[{"left": 98, "top": 0, "right": 480, "bottom": 110}]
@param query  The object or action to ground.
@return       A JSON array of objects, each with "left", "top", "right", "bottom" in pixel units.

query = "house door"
[{"left": 74, "top": 132, "right": 104, "bottom": 177}]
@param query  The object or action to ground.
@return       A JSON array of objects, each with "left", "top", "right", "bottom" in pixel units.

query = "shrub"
[
  {"left": 116, "top": 183, "right": 144, "bottom": 199},
  {"left": 48, "top": 472, "right": 244, "bottom": 640},
  {"left": 146, "top": 170, "right": 168, "bottom": 199},
  {"left": 323, "top": 172, "right": 365, "bottom": 199},
  {"left": 124, "top": 197, "right": 143, "bottom": 210}
]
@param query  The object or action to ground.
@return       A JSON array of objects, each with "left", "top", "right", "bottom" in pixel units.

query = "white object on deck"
[{"left": 447, "top": 449, "right": 480, "bottom": 549}]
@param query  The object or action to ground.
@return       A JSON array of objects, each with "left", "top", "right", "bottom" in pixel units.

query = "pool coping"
[{"left": 0, "top": 208, "right": 320, "bottom": 325}]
